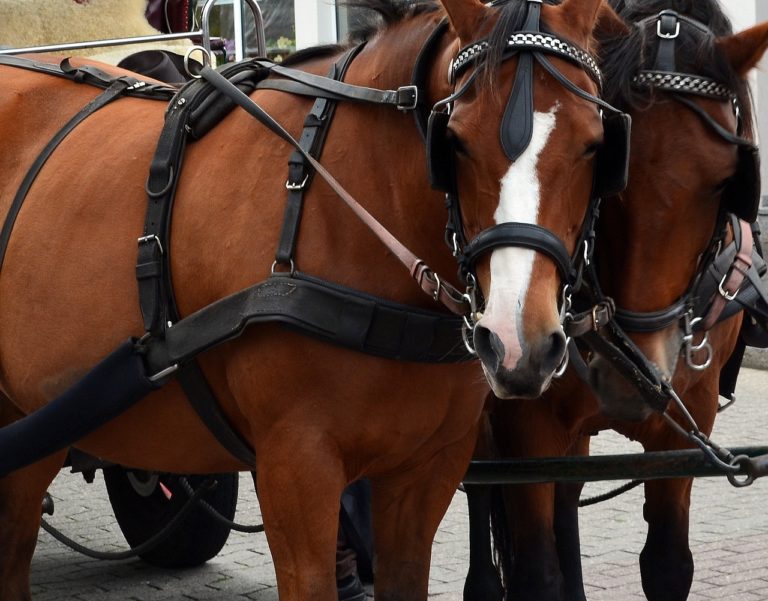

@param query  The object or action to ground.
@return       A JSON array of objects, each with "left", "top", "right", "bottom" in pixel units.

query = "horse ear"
[
  {"left": 716, "top": 21, "right": 768, "bottom": 78},
  {"left": 439, "top": 0, "right": 487, "bottom": 44},
  {"left": 548, "top": 0, "right": 605, "bottom": 44}
]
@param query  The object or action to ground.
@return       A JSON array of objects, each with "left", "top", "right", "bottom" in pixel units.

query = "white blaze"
[{"left": 479, "top": 108, "right": 558, "bottom": 367}]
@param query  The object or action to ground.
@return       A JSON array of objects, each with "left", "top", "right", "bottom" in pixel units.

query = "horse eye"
[
  {"left": 447, "top": 131, "right": 470, "bottom": 157},
  {"left": 713, "top": 178, "right": 730, "bottom": 195},
  {"left": 583, "top": 141, "right": 602, "bottom": 158}
]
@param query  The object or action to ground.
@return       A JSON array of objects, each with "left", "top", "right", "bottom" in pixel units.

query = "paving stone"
[{"left": 26, "top": 368, "right": 768, "bottom": 599}]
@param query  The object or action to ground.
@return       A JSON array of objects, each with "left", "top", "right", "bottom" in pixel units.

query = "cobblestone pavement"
[{"left": 30, "top": 366, "right": 768, "bottom": 600}]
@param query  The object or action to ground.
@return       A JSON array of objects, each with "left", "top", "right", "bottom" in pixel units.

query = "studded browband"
[{"left": 450, "top": 31, "right": 602, "bottom": 86}]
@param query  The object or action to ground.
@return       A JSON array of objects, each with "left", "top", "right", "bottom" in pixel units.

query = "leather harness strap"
[
  {"left": 201, "top": 65, "right": 471, "bottom": 315},
  {"left": 274, "top": 45, "right": 363, "bottom": 268},
  {"left": 700, "top": 219, "right": 753, "bottom": 330},
  {"left": 0, "top": 56, "right": 175, "bottom": 273}
]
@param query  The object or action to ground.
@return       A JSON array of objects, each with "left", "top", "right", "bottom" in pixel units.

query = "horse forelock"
[
  {"left": 341, "top": 0, "right": 440, "bottom": 42},
  {"left": 479, "top": 0, "right": 563, "bottom": 92},
  {"left": 600, "top": 0, "right": 754, "bottom": 140}
]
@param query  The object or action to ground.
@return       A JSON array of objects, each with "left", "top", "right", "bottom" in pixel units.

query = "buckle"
[
  {"left": 718, "top": 273, "right": 740, "bottom": 301},
  {"left": 396, "top": 85, "right": 418, "bottom": 111},
  {"left": 138, "top": 234, "right": 163, "bottom": 255},
  {"left": 285, "top": 175, "right": 309, "bottom": 191},
  {"left": 148, "top": 363, "right": 179, "bottom": 383},
  {"left": 657, "top": 16, "right": 680, "bottom": 39}
]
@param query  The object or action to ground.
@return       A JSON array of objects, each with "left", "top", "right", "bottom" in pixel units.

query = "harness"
[
  {"left": 564, "top": 10, "right": 768, "bottom": 482},
  {"left": 0, "top": 1, "right": 630, "bottom": 474}
]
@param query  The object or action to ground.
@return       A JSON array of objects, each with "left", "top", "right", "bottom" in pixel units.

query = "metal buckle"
[
  {"left": 432, "top": 273, "right": 442, "bottom": 302},
  {"left": 718, "top": 272, "right": 740, "bottom": 301},
  {"left": 285, "top": 175, "right": 309, "bottom": 191},
  {"left": 592, "top": 305, "right": 603, "bottom": 330},
  {"left": 138, "top": 234, "right": 163, "bottom": 255},
  {"left": 148, "top": 363, "right": 179, "bottom": 383},
  {"left": 657, "top": 19, "right": 680, "bottom": 39},
  {"left": 396, "top": 85, "right": 418, "bottom": 111}
]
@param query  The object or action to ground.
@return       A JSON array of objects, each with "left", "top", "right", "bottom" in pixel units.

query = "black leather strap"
[
  {"left": 580, "top": 322, "right": 671, "bottom": 411},
  {"left": 0, "top": 55, "right": 176, "bottom": 99},
  {"left": 654, "top": 11, "right": 680, "bottom": 72},
  {"left": 250, "top": 59, "right": 418, "bottom": 110},
  {"left": 0, "top": 78, "right": 133, "bottom": 272},
  {"left": 500, "top": 0, "right": 540, "bottom": 161},
  {"left": 275, "top": 46, "right": 362, "bottom": 267},
  {"left": 137, "top": 97, "right": 190, "bottom": 334},
  {"left": 614, "top": 302, "right": 689, "bottom": 333},
  {"left": 460, "top": 222, "right": 574, "bottom": 282},
  {"left": 176, "top": 363, "right": 256, "bottom": 466},
  {"left": 144, "top": 273, "right": 470, "bottom": 372},
  {"left": 410, "top": 19, "right": 450, "bottom": 143}
]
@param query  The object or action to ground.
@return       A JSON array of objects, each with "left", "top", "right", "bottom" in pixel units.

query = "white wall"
[
  {"left": 293, "top": 0, "right": 336, "bottom": 49},
  {"left": 722, "top": 0, "right": 767, "bottom": 207}
]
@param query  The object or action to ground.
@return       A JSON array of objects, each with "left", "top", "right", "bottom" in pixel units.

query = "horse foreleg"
[
  {"left": 553, "top": 480, "right": 586, "bottom": 601},
  {"left": 463, "top": 484, "right": 504, "bottom": 601},
  {"left": 371, "top": 427, "right": 478, "bottom": 601},
  {"left": 0, "top": 400, "right": 66, "bottom": 601},
  {"left": 639, "top": 477, "right": 694, "bottom": 601},
  {"left": 553, "top": 435, "right": 590, "bottom": 601},
  {"left": 254, "top": 430, "right": 347, "bottom": 601},
  {"left": 464, "top": 408, "right": 504, "bottom": 601}
]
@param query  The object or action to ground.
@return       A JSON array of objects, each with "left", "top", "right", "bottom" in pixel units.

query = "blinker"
[
  {"left": 594, "top": 113, "right": 632, "bottom": 198},
  {"left": 426, "top": 109, "right": 454, "bottom": 192},
  {"left": 726, "top": 145, "right": 761, "bottom": 223}
]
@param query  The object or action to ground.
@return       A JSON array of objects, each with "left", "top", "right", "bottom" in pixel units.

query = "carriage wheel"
[{"left": 103, "top": 467, "right": 239, "bottom": 568}]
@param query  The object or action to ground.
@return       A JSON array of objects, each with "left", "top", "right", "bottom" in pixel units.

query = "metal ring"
[
  {"left": 553, "top": 336, "right": 570, "bottom": 378},
  {"left": 271, "top": 259, "right": 295, "bottom": 276},
  {"left": 726, "top": 455, "right": 755, "bottom": 488},
  {"left": 461, "top": 317, "right": 477, "bottom": 356},
  {"left": 686, "top": 338, "right": 712, "bottom": 371},
  {"left": 184, "top": 45, "right": 211, "bottom": 80}
]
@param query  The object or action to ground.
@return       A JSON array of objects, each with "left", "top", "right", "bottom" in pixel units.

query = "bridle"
[
  {"left": 578, "top": 9, "right": 762, "bottom": 411},
  {"left": 426, "top": 0, "right": 630, "bottom": 358}
]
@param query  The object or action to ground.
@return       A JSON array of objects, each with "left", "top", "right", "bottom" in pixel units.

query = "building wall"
[{"left": 722, "top": 0, "right": 767, "bottom": 208}]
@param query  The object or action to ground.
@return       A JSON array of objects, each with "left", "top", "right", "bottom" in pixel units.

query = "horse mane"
[
  {"left": 599, "top": 0, "right": 754, "bottom": 139},
  {"left": 281, "top": 0, "right": 440, "bottom": 67}
]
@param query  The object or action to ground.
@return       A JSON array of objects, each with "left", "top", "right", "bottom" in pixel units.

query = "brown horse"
[
  {"left": 465, "top": 1, "right": 768, "bottom": 600},
  {"left": 0, "top": 0, "right": 614, "bottom": 599}
]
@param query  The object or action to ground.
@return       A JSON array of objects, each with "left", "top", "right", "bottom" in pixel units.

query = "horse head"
[
  {"left": 434, "top": 0, "right": 617, "bottom": 398},
  {"left": 588, "top": 0, "right": 768, "bottom": 420}
]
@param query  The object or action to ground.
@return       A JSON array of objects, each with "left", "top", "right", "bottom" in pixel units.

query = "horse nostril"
[
  {"left": 539, "top": 330, "right": 567, "bottom": 376},
  {"left": 473, "top": 325, "right": 505, "bottom": 373}
]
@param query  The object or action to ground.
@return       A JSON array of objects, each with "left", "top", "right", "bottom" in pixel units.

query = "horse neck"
[{"left": 326, "top": 11, "right": 459, "bottom": 277}]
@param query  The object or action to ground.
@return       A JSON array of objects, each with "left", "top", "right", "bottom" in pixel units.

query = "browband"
[{"left": 450, "top": 31, "right": 602, "bottom": 86}]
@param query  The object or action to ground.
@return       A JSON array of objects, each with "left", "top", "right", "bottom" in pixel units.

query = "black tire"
[{"left": 104, "top": 467, "right": 239, "bottom": 568}]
